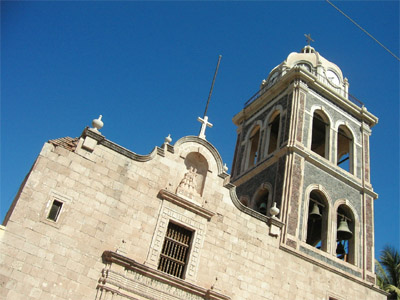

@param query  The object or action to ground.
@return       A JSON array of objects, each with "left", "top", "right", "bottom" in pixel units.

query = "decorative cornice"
[
  {"left": 232, "top": 143, "right": 377, "bottom": 199},
  {"left": 101, "top": 251, "right": 231, "bottom": 300},
  {"left": 166, "top": 143, "right": 175, "bottom": 153},
  {"left": 80, "top": 131, "right": 229, "bottom": 180},
  {"left": 158, "top": 189, "right": 215, "bottom": 221},
  {"left": 234, "top": 67, "right": 378, "bottom": 128},
  {"left": 81, "top": 127, "right": 164, "bottom": 162},
  {"left": 96, "top": 285, "right": 139, "bottom": 300}
]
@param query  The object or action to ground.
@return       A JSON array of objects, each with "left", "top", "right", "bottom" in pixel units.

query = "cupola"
[{"left": 261, "top": 45, "right": 350, "bottom": 99}]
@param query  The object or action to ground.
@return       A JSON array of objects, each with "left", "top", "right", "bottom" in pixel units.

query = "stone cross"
[{"left": 197, "top": 116, "right": 213, "bottom": 139}]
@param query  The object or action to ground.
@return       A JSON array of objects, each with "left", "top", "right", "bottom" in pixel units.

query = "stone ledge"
[
  {"left": 232, "top": 143, "right": 377, "bottom": 199},
  {"left": 158, "top": 189, "right": 215, "bottom": 221},
  {"left": 100, "top": 251, "right": 231, "bottom": 300}
]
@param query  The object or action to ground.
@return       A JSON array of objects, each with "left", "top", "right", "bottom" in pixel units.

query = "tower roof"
[
  {"left": 267, "top": 45, "right": 344, "bottom": 84},
  {"left": 261, "top": 45, "right": 349, "bottom": 102},
  {"left": 284, "top": 45, "right": 343, "bottom": 81}
]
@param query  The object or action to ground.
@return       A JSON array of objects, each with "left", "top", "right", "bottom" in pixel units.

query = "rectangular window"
[
  {"left": 158, "top": 222, "right": 193, "bottom": 279},
  {"left": 47, "top": 200, "right": 63, "bottom": 221}
]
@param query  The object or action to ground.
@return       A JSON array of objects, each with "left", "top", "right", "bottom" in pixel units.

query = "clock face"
[{"left": 326, "top": 70, "right": 340, "bottom": 86}]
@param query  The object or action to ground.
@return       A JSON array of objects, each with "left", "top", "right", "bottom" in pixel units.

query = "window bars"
[{"left": 158, "top": 222, "right": 193, "bottom": 279}]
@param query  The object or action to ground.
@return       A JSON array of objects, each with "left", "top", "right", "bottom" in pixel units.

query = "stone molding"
[
  {"left": 232, "top": 142, "right": 377, "bottom": 199},
  {"left": 81, "top": 127, "right": 165, "bottom": 161},
  {"left": 98, "top": 251, "right": 231, "bottom": 300},
  {"left": 158, "top": 189, "right": 215, "bottom": 221},
  {"left": 146, "top": 203, "right": 207, "bottom": 282}
]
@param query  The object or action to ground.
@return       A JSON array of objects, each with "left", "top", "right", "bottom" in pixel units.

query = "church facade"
[{"left": 0, "top": 46, "right": 387, "bottom": 300}]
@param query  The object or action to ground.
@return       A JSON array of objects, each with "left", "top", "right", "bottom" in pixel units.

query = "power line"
[{"left": 326, "top": 0, "right": 400, "bottom": 62}]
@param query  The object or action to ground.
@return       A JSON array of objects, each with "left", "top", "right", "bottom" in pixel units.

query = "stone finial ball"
[{"left": 92, "top": 115, "right": 104, "bottom": 131}]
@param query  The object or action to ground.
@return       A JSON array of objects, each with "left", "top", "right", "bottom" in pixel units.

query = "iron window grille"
[{"left": 158, "top": 222, "right": 193, "bottom": 279}]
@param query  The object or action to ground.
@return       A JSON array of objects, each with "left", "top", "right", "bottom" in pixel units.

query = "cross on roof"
[
  {"left": 197, "top": 116, "right": 213, "bottom": 140},
  {"left": 304, "top": 34, "right": 315, "bottom": 45}
]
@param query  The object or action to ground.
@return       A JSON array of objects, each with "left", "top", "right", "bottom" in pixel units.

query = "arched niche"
[{"left": 181, "top": 152, "right": 209, "bottom": 197}]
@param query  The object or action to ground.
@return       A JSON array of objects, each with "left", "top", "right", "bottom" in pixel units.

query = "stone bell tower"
[{"left": 230, "top": 44, "right": 378, "bottom": 284}]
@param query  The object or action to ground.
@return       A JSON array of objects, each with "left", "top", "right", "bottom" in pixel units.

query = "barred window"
[{"left": 158, "top": 222, "right": 193, "bottom": 279}]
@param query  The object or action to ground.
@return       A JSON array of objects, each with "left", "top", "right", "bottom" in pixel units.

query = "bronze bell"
[
  {"left": 309, "top": 203, "right": 322, "bottom": 220},
  {"left": 259, "top": 202, "right": 267, "bottom": 215},
  {"left": 337, "top": 218, "right": 353, "bottom": 241},
  {"left": 336, "top": 242, "right": 345, "bottom": 255}
]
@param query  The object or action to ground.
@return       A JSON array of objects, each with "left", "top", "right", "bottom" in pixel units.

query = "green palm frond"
[
  {"left": 376, "top": 258, "right": 391, "bottom": 286},
  {"left": 375, "top": 246, "right": 400, "bottom": 300}
]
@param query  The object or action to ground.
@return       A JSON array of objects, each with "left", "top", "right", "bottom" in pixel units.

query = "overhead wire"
[{"left": 326, "top": 0, "right": 400, "bottom": 62}]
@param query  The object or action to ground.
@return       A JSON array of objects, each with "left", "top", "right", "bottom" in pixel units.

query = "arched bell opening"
[
  {"left": 306, "top": 190, "right": 329, "bottom": 252},
  {"left": 267, "top": 112, "right": 280, "bottom": 155},
  {"left": 247, "top": 125, "right": 261, "bottom": 169},
  {"left": 336, "top": 205, "right": 355, "bottom": 264},
  {"left": 337, "top": 125, "right": 354, "bottom": 174},
  {"left": 311, "top": 110, "right": 330, "bottom": 159}
]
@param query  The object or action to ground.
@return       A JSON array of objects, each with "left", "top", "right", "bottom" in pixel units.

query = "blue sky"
[{"left": 1, "top": 1, "right": 399, "bottom": 257}]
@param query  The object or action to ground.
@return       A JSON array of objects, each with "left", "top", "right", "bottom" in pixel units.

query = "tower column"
[{"left": 280, "top": 80, "right": 308, "bottom": 247}]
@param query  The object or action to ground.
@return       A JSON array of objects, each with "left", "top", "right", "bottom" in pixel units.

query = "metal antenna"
[{"left": 203, "top": 55, "right": 222, "bottom": 118}]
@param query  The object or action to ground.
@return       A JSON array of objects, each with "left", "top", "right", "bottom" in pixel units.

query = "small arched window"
[
  {"left": 267, "top": 112, "right": 280, "bottom": 155},
  {"left": 248, "top": 125, "right": 260, "bottom": 168},
  {"left": 336, "top": 205, "right": 355, "bottom": 265},
  {"left": 306, "top": 190, "right": 329, "bottom": 252},
  {"left": 337, "top": 125, "right": 353, "bottom": 174},
  {"left": 311, "top": 110, "right": 330, "bottom": 159}
]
